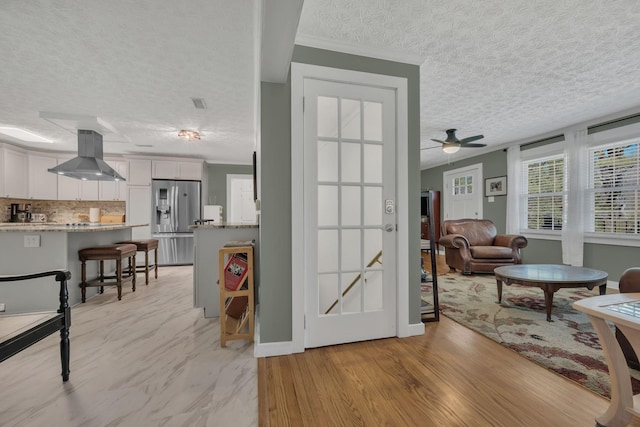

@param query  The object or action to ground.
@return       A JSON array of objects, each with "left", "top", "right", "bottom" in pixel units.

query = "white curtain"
[
  {"left": 506, "top": 146, "right": 521, "bottom": 234},
  {"left": 562, "top": 128, "right": 588, "bottom": 266}
]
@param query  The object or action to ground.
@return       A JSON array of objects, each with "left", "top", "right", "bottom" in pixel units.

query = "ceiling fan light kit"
[
  {"left": 442, "top": 144, "right": 460, "bottom": 154},
  {"left": 428, "top": 128, "right": 486, "bottom": 153}
]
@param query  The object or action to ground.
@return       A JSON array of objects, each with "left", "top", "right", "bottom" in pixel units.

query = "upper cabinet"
[
  {"left": 27, "top": 153, "right": 58, "bottom": 200},
  {"left": 57, "top": 157, "right": 99, "bottom": 201},
  {"left": 128, "top": 159, "right": 152, "bottom": 186},
  {"left": 152, "top": 160, "right": 203, "bottom": 181},
  {"left": 99, "top": 160, "right": 128, "bottom": 201},
  {"left": 2, "top": 146, "right": 28, "bottom": 199}
]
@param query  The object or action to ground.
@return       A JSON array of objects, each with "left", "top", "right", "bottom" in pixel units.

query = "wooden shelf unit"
[{"left": 218, "top": 244, "right": 254, "bottom": 347}]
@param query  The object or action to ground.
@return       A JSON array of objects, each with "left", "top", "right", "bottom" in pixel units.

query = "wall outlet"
[
  {"left": 0, "top": 303, "right": 5, "bottom": 312},
  {"left": 24, "top": 235, "right": 41, "bottom": 248}
]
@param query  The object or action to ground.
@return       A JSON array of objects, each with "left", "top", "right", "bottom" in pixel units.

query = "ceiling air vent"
[{"left": 191, "top": 97, "right": 207, "bottom": 109}]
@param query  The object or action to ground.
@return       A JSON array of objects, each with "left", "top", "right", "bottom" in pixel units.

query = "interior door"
[
  {"left": 443, "top": 163, "right": 483, "bottom": 221},
  {"left": 303, "top": 78, "right": 397, "bottom": 348},
  {"left": 227, "top": 174, "right": 257, "bottom": 223}
]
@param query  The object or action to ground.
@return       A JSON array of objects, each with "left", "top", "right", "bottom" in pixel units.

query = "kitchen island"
[
  {"left": 190, "top": 223, "right": 259, "bottom": 318},
  {"left": 0, "top": 223, "right": 147, "bottom": 313}
]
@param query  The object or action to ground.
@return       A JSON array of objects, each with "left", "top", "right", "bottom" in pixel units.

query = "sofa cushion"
[
  {"left": 446, "top": 221, "right": 496, "bottom": 246},
  {"left": 470, "top": 246, "right": 514, "bottom": 259}
]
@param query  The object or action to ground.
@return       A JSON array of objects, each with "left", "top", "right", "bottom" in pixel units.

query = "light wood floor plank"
[{"left": 0, "top": 265, "right": 257, "bottom": 427}]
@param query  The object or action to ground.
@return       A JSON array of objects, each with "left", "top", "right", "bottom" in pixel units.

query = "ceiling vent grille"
[{"left": 191, "top": 97, "right": 207, "bottom": 109}]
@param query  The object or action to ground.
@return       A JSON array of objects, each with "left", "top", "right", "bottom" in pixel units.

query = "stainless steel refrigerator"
[{"left": 152, "top": 179, "right": 201, "bottom": 265}]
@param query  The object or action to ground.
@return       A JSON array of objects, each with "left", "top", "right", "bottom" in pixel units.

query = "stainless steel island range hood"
[{"left": 48, "top": 130, "right": 125, "bottom": 181}]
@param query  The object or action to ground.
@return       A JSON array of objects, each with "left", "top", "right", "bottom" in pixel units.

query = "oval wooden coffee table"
[{"left": 494, "top": 264, "right": 608, "bottom": 321}]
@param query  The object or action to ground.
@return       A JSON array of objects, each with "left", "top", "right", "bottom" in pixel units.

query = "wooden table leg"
[
  {"left": 543, "top": 290, "right": 554, "bottom": 322},
  {"left": 496, "top": 278, "right": 503, "bottom": 303}
]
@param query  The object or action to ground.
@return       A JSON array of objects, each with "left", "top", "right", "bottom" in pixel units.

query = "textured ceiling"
[
  {"left": 297, "top": 0, "right": 640, "bottom": 168},
  {"left": 0, "top": 0, "right": 256, "bottom": 164},
  {"left": 4, "top": 1, "right": 640, "bottom": 170}
]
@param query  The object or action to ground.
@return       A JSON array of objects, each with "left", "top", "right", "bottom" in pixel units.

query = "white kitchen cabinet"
[
  {"left": 127, "top": 159, "right": 152, "bottom": 186},
  {"left": 99, "top": 160, "right": 128, "bottom": 201},
  {"left": 152, "top": 160, "right": 203, "bottom": 180},
  {"left": 178, "top": 162, "right": 203, "bottom": 180},
  {"left": 28, "top": 153, "right": 58, "bottom": 200},
  {"left": 57, "top": 157, "right": 99, "bottom": 201},
  {"left": 2, "top": 146, "right": 28, "bottom": 198}
]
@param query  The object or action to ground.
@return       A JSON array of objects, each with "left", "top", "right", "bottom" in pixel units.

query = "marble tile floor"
[{"left": 0, "top": 265, "right": 257, "bottom": 427}]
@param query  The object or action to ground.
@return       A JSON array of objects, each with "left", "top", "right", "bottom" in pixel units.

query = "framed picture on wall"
[{"left": 485, "top": 176, "right": 507, "bottom": 196}]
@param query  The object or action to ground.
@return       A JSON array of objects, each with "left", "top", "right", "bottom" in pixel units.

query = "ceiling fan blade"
[
  {"left": 420, "top": 146, "right": 441, "bottom": 150},
  {"left": 430, "top": 139, "right": 445, "bottom": 144},
  {"left": 459, "top": 135, "right": 484, "bottom": 144},
  {"left": 460, "top": 143, "right": 487, "bottom": 148}
]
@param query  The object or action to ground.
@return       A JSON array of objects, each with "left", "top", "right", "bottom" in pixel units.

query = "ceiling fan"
[{"left": 424, "top": 129, "right": 486, "bottom": 154}]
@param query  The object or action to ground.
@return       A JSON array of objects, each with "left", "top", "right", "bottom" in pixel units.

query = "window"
[
  {"left": 589, "top": 139, "right": 640, "bottom": 234},
  {"left": 523, "top": 155, "right": 565, "bottom": 231},
  {"left": 452, "top": 175, "right": 473, "bottom": 195}
]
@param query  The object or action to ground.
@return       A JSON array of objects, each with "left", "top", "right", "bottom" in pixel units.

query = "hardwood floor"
[
  {"left": 259, "top": 315, "right": 613, "bottom": 426},
  {"left": 0, "top": 265, "right": 257, "bottom": 427}
]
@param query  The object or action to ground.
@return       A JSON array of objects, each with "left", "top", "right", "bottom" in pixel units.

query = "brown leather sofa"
[
  {"left": 439, "top": 219, "right": 528, "bottom": 275},
  {"left": 615, "top": 268, "right": 640, "bottom": 370}
]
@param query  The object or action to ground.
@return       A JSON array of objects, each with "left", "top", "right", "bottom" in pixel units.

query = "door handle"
[{"left": 384, "top": 224, "right": 394, "bottom": 232}]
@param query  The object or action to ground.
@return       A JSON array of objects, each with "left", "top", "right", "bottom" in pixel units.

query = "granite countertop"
[
  {"left": 0, "top": 223, "right": 148, "bottom": 232},
  {"left": 189, "top": 222, "right": 259, "bottom": 229}
]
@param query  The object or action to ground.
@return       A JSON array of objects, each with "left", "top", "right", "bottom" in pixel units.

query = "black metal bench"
[{"left": 0, "top": 270, "right": 71, "bottom": 381}]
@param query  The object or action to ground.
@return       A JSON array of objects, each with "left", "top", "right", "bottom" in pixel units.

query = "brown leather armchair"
[
  {"left": 615, "top": 268, "right": 640, "bottom": 370},
  {"left": 439, "top": 218, "right": 528, "bottom": 275}
]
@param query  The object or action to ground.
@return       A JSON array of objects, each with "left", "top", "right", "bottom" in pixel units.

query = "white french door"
[
  {"left": 303, "top": 78, "right": 397, "bottom": 348},
  {"left": 443, "top": 163, "right": 483, "bottom": 220}
]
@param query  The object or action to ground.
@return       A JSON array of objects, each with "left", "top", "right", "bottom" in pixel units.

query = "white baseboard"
[
  {"left": 406, "top": 322, "right": 425, "bottom": 336},
  {"left": 254, "top": 340, "right": 296, "bottom": 357}
]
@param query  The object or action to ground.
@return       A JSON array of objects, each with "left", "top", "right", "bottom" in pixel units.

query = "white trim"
[
  {"left": 406, "top": 322, "right": 426, "bottom": 337},
  {"left": 254, "top": 341, "right": 296, "bottom": 357},
  {"left": 295, "top": 33, "right": 425, "bottom": 66},
  {"left": 291, "top": 62, "right": 411, "bottom": 352}
]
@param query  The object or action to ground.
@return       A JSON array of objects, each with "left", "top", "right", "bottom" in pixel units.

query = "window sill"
[{"left": 521, "top": 230, "right": 640, "bottom": 247}]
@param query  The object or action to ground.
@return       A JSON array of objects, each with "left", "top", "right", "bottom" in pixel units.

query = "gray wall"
[
  {"left": 205, "top": 163, "right": 253, "bottom": 221},
  {"left": 259, "top": 45, "right": 421, "bottom": 344},
  {"left": 421, "top": 148, "right": 640, "bottom": 281},
  {"left": 421, "top": 149, "right": 508, "bottom": 233}
]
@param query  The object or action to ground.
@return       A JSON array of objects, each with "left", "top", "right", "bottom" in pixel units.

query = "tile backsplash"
[{"left": 0, "top": 198, "right": 125, "bottom": 223}]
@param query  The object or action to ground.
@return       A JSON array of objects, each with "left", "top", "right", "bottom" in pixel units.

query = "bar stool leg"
[
  {"left": 80, "top": 259, "right": 87, "bottom": 303},
  {"left": 154, "top": 247, "right": 158, "bottom": 279},
  {"left": 116, "top": 259, "right": 122, "bottom": 300},
  {"left": 99, "top": 260, "right": 105, "bottom": 294},
  {"left": 144, "top": 249, "right": 150, "bottom": 285},
  {"left": 132, "top": 255, "right": 136, "bottom": 292}
]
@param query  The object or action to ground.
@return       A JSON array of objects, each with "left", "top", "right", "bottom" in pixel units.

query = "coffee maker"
[{"left": 10, "top": 203, "right": 31, "bottom": 222}]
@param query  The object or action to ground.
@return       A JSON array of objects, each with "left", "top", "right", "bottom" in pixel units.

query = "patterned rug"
[{"left": 422, "top": 272, "right": 640, "bottom": 398}]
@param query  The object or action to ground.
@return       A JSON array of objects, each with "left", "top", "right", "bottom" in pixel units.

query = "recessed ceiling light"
[
  {"left": 178, "top": 129, "right": 201, "bottom": 141},
  {"left": 0, "top": 127, "right": 53, "bottom": 143}
]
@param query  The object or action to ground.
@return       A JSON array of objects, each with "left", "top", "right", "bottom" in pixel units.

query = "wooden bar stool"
[
  {"left": 117, "top": 239, "right": 159, "bottom": 285},
  {"left": 78, "top": 244, "right": 137, "bottom": 302}
]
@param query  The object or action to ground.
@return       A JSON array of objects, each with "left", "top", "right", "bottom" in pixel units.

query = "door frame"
[{"left": 291, "top": 62, "right": 411, "bottom": 353}]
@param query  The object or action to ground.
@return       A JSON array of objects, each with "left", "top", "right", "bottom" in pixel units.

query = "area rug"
[{"left": 422, "top": 273, "right": 640, "bottom": 398}]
